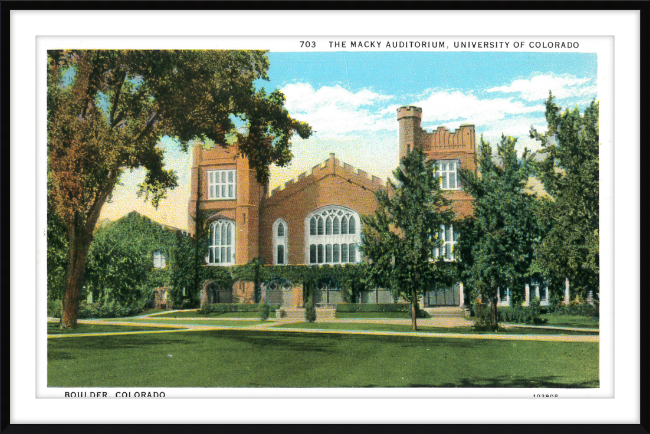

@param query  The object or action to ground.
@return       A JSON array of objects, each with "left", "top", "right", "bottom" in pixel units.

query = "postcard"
[{"left": 14, "top": 8, "right": 638, "bottom": 425}]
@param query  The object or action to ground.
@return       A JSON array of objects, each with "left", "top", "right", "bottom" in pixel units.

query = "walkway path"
[{"left": 47, "top": 317, "right": 598, "bottom": 343}]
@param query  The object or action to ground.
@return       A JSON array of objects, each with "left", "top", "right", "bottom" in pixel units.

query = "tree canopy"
[
  {"left": 360, "top": 146, "right": 455, "bottom": 330},
  {"left": 457, "top": 135, "right": 539, "bottom": 326},
  {"left": 530, "top": 93, "right": 599, "bottom": 296},
  {"left": 47, "top": 50, "right": 312, "bottom": 327}
]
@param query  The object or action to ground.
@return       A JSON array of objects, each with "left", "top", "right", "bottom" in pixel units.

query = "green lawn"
[
  {"left": 47, "top": 330, "right": 599, "bottom": 388},
  {"left": 113, "top": 319, "right": 267, "bottom": 327},
  {"left": 335, "top": 312, "right": 431, "bottom": 319},
  {"left": 538, "top": 314, "right": 599, "bottom": 329},
  {"left": 272, "top": 322, "right": 599, "bottom": 335},
  {"left": 154, "top": 311, "right": 267, "bottom": 319},
  {"left": 140, "top": 308, "right": 170, "bottom": 315},
  {"left": 47, "top": 323, "right": 183, "bottom": 335}
]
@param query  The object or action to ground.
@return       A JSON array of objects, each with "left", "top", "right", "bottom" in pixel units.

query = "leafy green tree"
[
  {"left": 360, "top": 147, "right": 455, "bottom": 331},
  {"left": 84, "top": 212, "right": 176, "bottom": 308},
  {"left": 457, "top": 135, "right": 539, "bottom": 327},
  {"left": 47, "top": 177, "right": 69, "bottom": 304},
  {"left": 47, "top": 50, "right": 312, "bottom": 327},
  {"left": 530, "top": 93, "right": 599, "bottom": 297}
]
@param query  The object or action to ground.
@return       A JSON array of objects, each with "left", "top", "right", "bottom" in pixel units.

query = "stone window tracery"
[
  {"left": 207, "top": 219, "right": 235, "bottom": 265},
  {"left": 306, "top": 206, "right": 361, "bottom": 264}
]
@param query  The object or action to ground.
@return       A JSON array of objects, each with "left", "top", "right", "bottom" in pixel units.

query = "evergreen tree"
[
  {"left": 458, "top": 135, "right": 539, "bottom": 327},
  {"left": 360, "top": 147, "right": 455, "bottom": 331},
  {"left": 530, "top": 93, "right": 599, "bottom": 297}
]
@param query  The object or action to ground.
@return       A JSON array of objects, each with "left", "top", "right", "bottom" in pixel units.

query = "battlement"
[
  {"left": 396, "top": 105, "right": 423, "bottom": 120},
  {"left": 423, "top": 124, "right": 475, "bottom": 150},
  {"left": 267, "top": 154, "right": 386, "bottom": 202}
]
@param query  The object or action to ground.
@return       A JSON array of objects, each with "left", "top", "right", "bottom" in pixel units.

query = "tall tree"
[
  {"left": 47, "top": 50, "right": 312, "bottom": 327},
  {"left": 360, "top": 147, "right": 455, "bottom": 331},
  {"left": 458, "top": 135, "right": 539, "bottom": 327},
  {"left": 530, "top": 93, "right": 599, "bottom": 297}
]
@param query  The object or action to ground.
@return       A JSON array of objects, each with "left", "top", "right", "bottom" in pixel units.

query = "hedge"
[
  {"left": 336, "top": 303, "right": 410, "bottom": 313},
  {"left": 497, "top": 305, "right": 546, "bottom": 325},
  {"left": 47, "top": 300, "right": 145, "bottom": 319},
  {"left": 199, "top": 303, "right": 281, "bottom": 315}
]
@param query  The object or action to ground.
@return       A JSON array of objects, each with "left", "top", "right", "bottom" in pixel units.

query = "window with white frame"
[
  {"left": 207, "top": 219, "right": 235, "bottom": 265},
  {"left": 433, "top": 225, "right": 458, "bottom": 261},
  {"left": 435, "top": 160, "right": 461, "bottom": 190},
  {"left": 273, "top": 219, "right": 288, "bottom": 265},
  {"left": 153, "top": 250, "right": 166, "bottom": 269},
  {"left": 306, "top": 206, "right": 360, "bottom": 265},
  {"left": 207, "top": 170, "right": 236, "bottom": 200}
]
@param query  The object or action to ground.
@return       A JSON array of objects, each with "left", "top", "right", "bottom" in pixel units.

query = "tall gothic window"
[
  {"left": 208, "top": 219, "right": 235, "bottom": 265},
  {"left": 273, "top": 219, "right": 288, "bottom": 265},
  {"left": 306, "top": 206, "right": 361, "bottom": 264}
]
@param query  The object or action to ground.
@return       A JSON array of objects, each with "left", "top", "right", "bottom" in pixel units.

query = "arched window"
[
  {"left": 208, "top": 219, "right": 235, "bottom": 265},
  {"left": 273, "top": 219, "right": 288, "bottom": 265},
  {"left": 305, "top": 206, "right": 361, "bottom": 265}
]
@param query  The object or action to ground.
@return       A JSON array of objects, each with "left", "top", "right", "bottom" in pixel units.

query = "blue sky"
[{"left": 99, "top": 51, "right": 598, "bottom": 230}]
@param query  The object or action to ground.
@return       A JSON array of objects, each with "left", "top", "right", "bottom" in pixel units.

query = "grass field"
[
  {"left": 47, "top": 323, "right": 183, "bottom": 334},
  {"left": 335, "top": 312, "right": 431, "bottom": 319},
  {"left": 272, "top": 322, "right": 599, "bottom": 335},
  {"left": 109, "top": 319, "right": 267, "bottom": 327},
  {"left": 154, "top": 311, "right": 266, "bottom": 319},
  {"left": 47, "top": 329, "right": 599, "bottom": 388},
  {"left": 538, "top": 314, "right": 599, "bottom": 329}
]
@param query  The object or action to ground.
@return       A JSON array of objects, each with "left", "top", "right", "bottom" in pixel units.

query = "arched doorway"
[{"left": 261, "top": 278, "right": 294, "bottom": 307}]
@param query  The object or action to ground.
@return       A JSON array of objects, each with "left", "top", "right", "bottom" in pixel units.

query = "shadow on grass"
[{"left": 409, "top": 375, "right": 599, "bottom": 388}]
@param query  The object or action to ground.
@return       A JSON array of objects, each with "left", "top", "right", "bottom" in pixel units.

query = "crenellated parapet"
[
  {"left": 422, "top": 124, "right": 476, "bottom": 152},
  {"left": 266, "top": 153, "right": 386, "bottom": 204}
]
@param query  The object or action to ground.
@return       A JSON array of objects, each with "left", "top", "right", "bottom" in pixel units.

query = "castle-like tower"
[
  {"left": 396, "top": 105, "right": 478, "bottom": 218},
  {"left": 188, "top": 143, "right": 264, "bottom": 266},
  {"left": 397, "top": 106, "right": 424, "bottom": 159}
]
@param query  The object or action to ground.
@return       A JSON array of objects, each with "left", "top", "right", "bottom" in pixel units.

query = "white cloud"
[
  {"left": 280, "top": 82, "right": 395, "bottom": 135},
  {"left": 485, "top": 73, "right": 596, "bottom": 102},
  {"left": 386, "top": 90, "right": 542, "bottom": 127}
]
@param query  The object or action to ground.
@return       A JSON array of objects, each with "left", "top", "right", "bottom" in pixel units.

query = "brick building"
[{"left": 189, "top": 106, "right": 479, "bottom": 307}]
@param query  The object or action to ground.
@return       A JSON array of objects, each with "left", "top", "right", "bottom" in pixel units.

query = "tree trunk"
[
  {"left": 61, "top": 226, "right": 92, "bottom": 328},
  {"left": 60, "top": 177, "right": 116, "bottom": 328},
  {"left": 411, "top": 289, "right": 418, "bottom": 331},
  {"left": 491, "top": 294, "right": 499, "bottom": 328}
]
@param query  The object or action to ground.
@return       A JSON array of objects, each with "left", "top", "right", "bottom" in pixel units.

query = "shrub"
[
  {"left": 305, "top": 300, "right": 317, "bottom": 323},
  {"left": 259, "top": 302, "right": 270, "bottom": 321},
  {"left": 336, "top": 303, "right": 411, "bottom": 313},
  {"left": 198, "top": 303, "right": 280, "bottom": 315},
  {"left": 497, "top": 304, "right": 546, "bottom": 325},
  {"left": 473, "top": 303, "right": 501, "bottom": 332},
  {"left": 47, "top": 300, "right": 62, "bottom": 318},
  {"left": 76, "top": 300, "right": 145, "bottom": 319}
]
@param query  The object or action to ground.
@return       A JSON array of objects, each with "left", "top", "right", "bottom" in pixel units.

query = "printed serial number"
[
  {"left": 300, "top": 41, "right": 316, "bottom": 48},
  {"left": 533, "top": 394, "right": 559, "bottom": 398}
]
